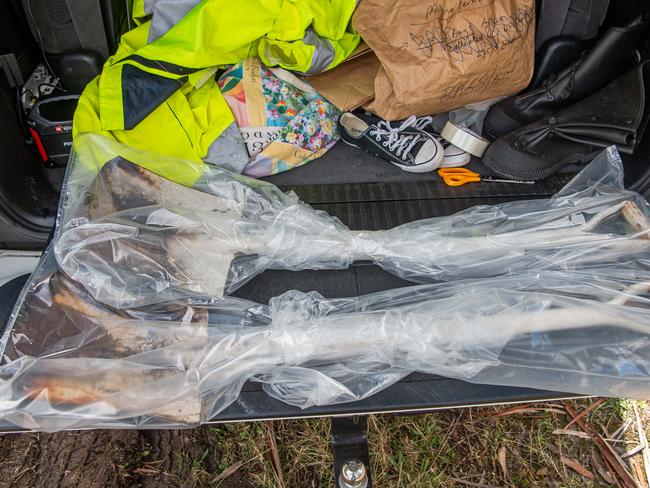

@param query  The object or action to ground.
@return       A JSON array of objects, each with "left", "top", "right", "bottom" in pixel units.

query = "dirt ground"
[{"left": 0, "top": 398, "right": 648, "bottom": 488}]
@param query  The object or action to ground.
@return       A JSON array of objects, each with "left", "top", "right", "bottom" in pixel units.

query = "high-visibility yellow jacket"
[{"left": 73, "top": 0, "right": 358, "bottom": 177}]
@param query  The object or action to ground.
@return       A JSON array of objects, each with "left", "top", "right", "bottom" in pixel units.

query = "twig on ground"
[
  {"left": 486, "top": 404, "right": 566, "bottom": 418},
  {"left": 563, "top": 399, "right": 605, "bottom": 430},
  {"left": 623, "top": 445, "right": 645, "bottom": 459},
  {"left": 133, "top": 467, "right": 160, "bottom": 475},
  {"left": 612, "top": 419, "right": 634, "bottom": 441},
  {"left": 632, "top": 402, "right": 650, "bottom": 487},
  {"left": 213, "top": 461, "right": 243, "bottom": 485},
  {"left": 563, "top": 401, "right": 640, "bottom": 488},
  {"left": 592, "top": 451, "right": 616, "bottom": 485},
  {"left": 266, "top": 421, "right": 285, "bottom": 488},
  {"left": 552, "top": 429, "right": 591, "bottom": 440},
  {"left": 547, "top": 443, "right": 569, "bottom": 482}
]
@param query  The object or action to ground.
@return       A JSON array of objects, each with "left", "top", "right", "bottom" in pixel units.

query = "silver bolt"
[{"left": 339, "top": 459, "right": 368, "bottom": 488}]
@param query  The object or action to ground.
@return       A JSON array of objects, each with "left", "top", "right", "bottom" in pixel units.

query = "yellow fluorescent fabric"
[
  {"left": 73, "top": 133, "right": 206, "bottom": 188},
  {"left": 74, "top": 0, "right": 359, "bottom": 174},
  {"left": 130, "top": 0, "right": 149, "bottom": 25},
  {"left": 75, "top": 18, "right": 235, "bottom": 172},
  {"left": 258, "top": 30, "right": 360, "bottom": 74},
  {"left": 74, "top": 74, "right": 230, "bottom": 177}
]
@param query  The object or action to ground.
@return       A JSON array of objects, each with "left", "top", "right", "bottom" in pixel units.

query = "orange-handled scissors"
[{"left": 437, "top": 168, "right": 534, "bottom": 187}]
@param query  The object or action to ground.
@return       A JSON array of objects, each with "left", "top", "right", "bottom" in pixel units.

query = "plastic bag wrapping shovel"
[
  {"left": 3, "top": 136, "right": 650, "bottom": 430},
  {"left": 52, "top": 136, "right": 650, "bottom": 308},
  {"left": 4, "top": 269, "right": 650, "bottom": 431}
]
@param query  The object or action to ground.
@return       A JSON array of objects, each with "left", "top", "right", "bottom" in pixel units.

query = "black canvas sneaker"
[
  {"left": 338, "top": 112, "right": 444, "bottom": 173},
  {"left": 343, "top": 113, "right": 470, "bottom": 168}
]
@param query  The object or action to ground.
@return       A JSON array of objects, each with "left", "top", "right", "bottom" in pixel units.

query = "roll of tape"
[{"left": 440, "top": 121, "right": 490, "bottom": 157}]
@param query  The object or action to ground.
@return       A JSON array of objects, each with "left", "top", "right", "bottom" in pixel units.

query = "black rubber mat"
[
  {"left": 216, "top": 372, "right": 573, "bottom": 422},
  {"left": 265, "top": 142, "right": 573, "bottom": 207}
]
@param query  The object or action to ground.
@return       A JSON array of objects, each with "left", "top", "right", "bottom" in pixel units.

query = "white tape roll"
[{"left": 440, "top": 121, "right": 490, "bottom": 157}]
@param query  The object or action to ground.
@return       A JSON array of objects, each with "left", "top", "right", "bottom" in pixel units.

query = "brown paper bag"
[
  {"left": 354, "top": 0, "right": 535, "bottom": 120},
  {"left": 307, "top": 51, "right": 381, "bottom": 111}
]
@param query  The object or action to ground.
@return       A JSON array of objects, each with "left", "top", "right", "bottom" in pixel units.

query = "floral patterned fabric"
[{"left": 218, "top": 58, "right": 340, "bottom": 177}]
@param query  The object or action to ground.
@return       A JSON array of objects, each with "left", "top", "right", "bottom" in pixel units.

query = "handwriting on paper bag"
[
  {"left": 438, "top": 64, "right": 514, "bottom": 102},
  {"left": 415, "top": 0, "right": 497, "bottom": 23},
  {"left": 408, "top": 5, "right": 533, "bottom": 61}
]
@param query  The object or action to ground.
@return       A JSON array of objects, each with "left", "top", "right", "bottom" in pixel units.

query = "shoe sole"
[
  {"left": 341, "top": 139, "right": 443, "bottom": 173},
  {"left": 440, "top": 152, "right": 471, "bottom": 168},
  {"left": 483, "top": 141, "right": 603, "bottom": 181}
]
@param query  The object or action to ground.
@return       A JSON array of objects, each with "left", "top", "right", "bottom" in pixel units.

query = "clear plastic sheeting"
[
  {"left": 3, "top": 271, "right": 650, "bottom": 431},
  {"left": 1, "top": 134, "right": 650, "bottom": 431},
  {"left": 51, "top": 136, "right": 650, "bottom": 308}
]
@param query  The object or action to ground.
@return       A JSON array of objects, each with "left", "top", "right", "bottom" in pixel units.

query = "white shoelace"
[
  {"left": 410, "top": 115, "right": 433, "bottom": 131},
  {"left": 368, "top": 116, "right": 433, "bottom": 160}
]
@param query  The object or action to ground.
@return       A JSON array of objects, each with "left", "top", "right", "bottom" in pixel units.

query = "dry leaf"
[
  {"left": 552, "top": 429, "right": 591, "bottom": 439},
  {"left": 591, "top": 452, "right": 616, "bottom": 485},
  {"left": 497, "top": 446, "right": 507, "bottom": 477},
  {"left": 213, "top": 461, "right": 243, "bottom": 484},
  {"left": 493, "top": 407, "right": 566, "bottom": 417},
  {"left": 560, "top": 455, "right": 595, "bottom": 480},
  {"left": 631, "top": 457, "right": 649, "bottom": 488},
  {"left": 133, "top": 467, "right": 159, "bottom": 475},
  {"left": 536, "top": 467, "right": 548, "bottom": 476}
]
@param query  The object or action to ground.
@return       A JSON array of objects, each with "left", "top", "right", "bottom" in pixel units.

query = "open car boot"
[{"left": 6, "top": 0, "right": 650, "bottom": 437}]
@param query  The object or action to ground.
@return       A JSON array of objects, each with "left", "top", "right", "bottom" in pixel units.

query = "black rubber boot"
[
  {"left": 483, "top": 62, "right": 650, "bottom": 181},
  {"left": 484, "top": 15, "right": 650, "bottom": 140}
]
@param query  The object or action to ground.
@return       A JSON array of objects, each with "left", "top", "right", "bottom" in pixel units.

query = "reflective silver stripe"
[
  {"left": 148, "top": 0, "right": 202, "bottom": 42},
  {"left": 143, "top": 0, "right": 158, "bottom": 15},
  {"left": 304, "top": 28, "right": 335, "bottom": 75},
  {"left": 204, "top": 122, "right": 250, "bottom": 174}
]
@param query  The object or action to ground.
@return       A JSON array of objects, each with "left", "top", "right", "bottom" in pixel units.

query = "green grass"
[{"left": 207, "top": 398, "right": 647, "bottom": 487}]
